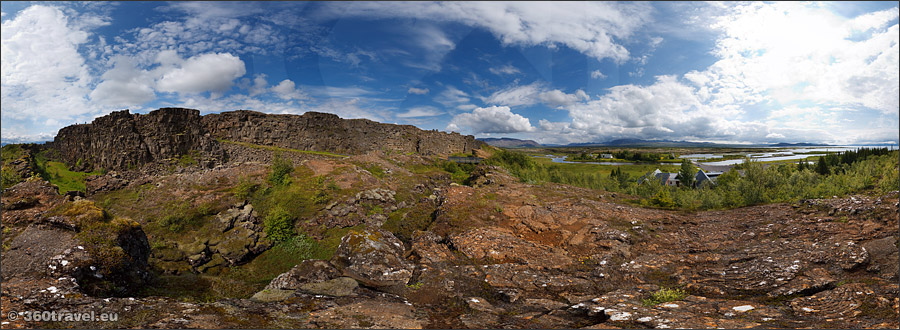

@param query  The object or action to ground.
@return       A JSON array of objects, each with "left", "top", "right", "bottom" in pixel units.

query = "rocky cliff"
[
  {"left": 200, "top": 110, "right": 480, "bottom": 156},
  {"left": 51, "top": 108, "right": 483, "bottom": 171},
  {"left": 51, "top": 108, "right": 225, "bottom": 172}
]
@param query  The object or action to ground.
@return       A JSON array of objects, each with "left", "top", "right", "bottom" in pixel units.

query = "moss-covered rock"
[
  {"left": 330, "top": 228, "right": 413, "bottom": 288},
  {"left": 299, "top": 277, "right": 358, "bottom": 297}
]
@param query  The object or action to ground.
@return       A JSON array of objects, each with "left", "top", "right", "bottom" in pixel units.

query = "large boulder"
[
  {"left": 255, "top": 259, "right": 357, "bottom": 300},
  {"left": 264, "top": 259, "right": 342, "bottom": 291},
  {"left": 331, "top": 228, "right": 413, "bottom": 288}
]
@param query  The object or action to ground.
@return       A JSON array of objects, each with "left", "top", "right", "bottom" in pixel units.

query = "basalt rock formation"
[
  {"left": 50, "top": 108, "right": 482, "bottom": 172},
  {"left": 201, "top": 110, "right": 481, "bottom": 157},
  {"left": 51, "top": 108, "right": 225, "bottom": 172}
]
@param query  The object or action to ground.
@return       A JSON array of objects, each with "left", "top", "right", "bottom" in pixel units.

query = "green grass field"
[{"left": 33, "top": 151, "right": 103, "bottom": 193}]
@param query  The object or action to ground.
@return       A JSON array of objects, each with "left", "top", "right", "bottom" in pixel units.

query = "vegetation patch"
[
  {"left": 382, "top": 203, "right": 437, "bottom": 244},
  {"left": 263, "top": 206, "right": 294, "bottom": 242},
  {"left": 32, "top": 149, "right": 103, "bottom": 194},
  {"left": 487, "top": 149, "right": 899, "bottom": 211},
  {"left": 641, "top": 287, "right": 688, "bottom": 306}
]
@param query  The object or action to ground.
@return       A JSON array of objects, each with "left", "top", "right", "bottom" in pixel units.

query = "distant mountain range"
[
  {"left": 478, "top": 137, "right": 541, "bottom": 148},
  {"left": 494, "top": 138, "right": 849, "bottom": 148}
]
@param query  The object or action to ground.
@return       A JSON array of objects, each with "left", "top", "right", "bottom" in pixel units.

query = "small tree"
[
  {"left": 264, "top": 206, "right": 294, "bottom": 242},
  {"left": 815, "top": 158, "right": 830, "bottom": 176},
  {"left": 677, "top": 159, "right": 696, "bottom": 188},
  {"left": 268, "top": 153, "right": 293, "bottom": 186}
]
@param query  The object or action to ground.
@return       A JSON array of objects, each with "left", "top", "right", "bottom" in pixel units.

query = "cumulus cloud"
[
  {"left": 446, "top": 106, "right": 534, "bottom": 134},
  {"left": 705, "top": 3, "right": 899, "bottom": 115},
  {"left": 539, "top": 89, "right": 589, "bottom": 107},
  {"left": 156, "top": 52, "right": 246, "bottom": 93},
  {"left": 540, "top": 2, "right": 899, "bottom": 144},
  {"left": 319, "top": 2, "right": 653, "bottom": 63},
  {"left": 590, "top": 70, "right": 607, "bottom": 79},
  {"left": 407, "top": 87, "right": 429, "bottom": 95},
  {"left": 271, "top": 79, "right": 306, "bottom": 100},
  {"left": 247, "top": 74, "right": 268, "bottom": 96},
  {"left": 1, "top": 4, "right": 101, "bottom": 141},
  {"left": 89, "top": 56, "right": 156, "bottom": 107},
  {"left": 396, "top": 106, "right": 443, "bottom": 118}
]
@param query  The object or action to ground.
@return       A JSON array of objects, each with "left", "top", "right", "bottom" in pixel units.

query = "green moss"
[
  {"left": 359, "top": 163, "right": 385, "bottom": 178},
  {"left": 177, "top": 150, "right": 199, "bottom": 167},
  {"left": 382, "top": 203, "right": 436, "bottom": 244},
  {"left": 72, "top": 202, "right": 141, "bottom": 277},
  {"left": 49, "top": 199, "right": 107, "bottom": 227},
  {"left": 641, "top": 287, "right": 687, "bottom": 306}
]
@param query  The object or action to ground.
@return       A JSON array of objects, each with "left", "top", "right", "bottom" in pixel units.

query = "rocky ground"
[{"left": 1, "top": 155, "right": 898, "bottom": 329}]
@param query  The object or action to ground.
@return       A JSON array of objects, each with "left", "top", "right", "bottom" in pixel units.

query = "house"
[
  {"left": 638, "top": 169, "right": 681, "bottom": 186},
  {"left": 640, "top": 168, "right": 724, "bottom": 188},
  {"left": 599, "top": 153, "right": 614, "bottom": 159},
  {"left": 694, "top": 169, "right": 723, "bottom": 187}
]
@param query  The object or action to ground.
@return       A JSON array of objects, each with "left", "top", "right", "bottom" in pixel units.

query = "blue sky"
[{"left": 2, "top": 1, "right": 898, "bottom": 145}]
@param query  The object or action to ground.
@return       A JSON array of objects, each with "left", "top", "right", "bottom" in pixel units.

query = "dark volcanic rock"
[
  {"left": 52, "top": 108, "right": 225, "bottom": 172},
  {"left": 202, "top": 110, "right": 481, "bottom": 156},
  {"left": 264, "top": 259, "right": 342, "bottom": 291},
  {"left": 50, "top": 108, "right": 483, "bottom": 172}
]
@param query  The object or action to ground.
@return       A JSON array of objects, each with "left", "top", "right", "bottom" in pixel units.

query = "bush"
[
  {"left": 267, "top": 153, "right": 293, "bottom": 186},
  {"left": 263, "top": 206, "right": 294, "bottom": 242},
  {"left": 651, "top": 189, "right": 676, "bottom": 208}
]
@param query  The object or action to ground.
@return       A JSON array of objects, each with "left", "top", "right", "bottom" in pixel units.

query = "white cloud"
[
  {"left": 435, "top": 86, "right": 470, "bottom": 107},
  {"left": 407, "top": 87, "right": 429, "bottom": 95},
  {"left": 271, "top": 79, "right": 306, "bottom": 100},
  {"left": 706, "top": 3, "right": 899, "bottom": 115},
  {"left": 1, "top": 5, "right": 98, "bottom": 127},
  {"left": 320, "top": 2, "right": 653, "bottom": 63},
  {"left": 446, "top": 106, "right": 534, "bottom": 134},
  {"left": 89, "top": 56, "right": 156, "bottom": 107},
  {"left": 590, "top": 70, "right": 607, "bottom": 79},
  {"left": 156, "top": 52, "right": 246, "bottom": 93},
  {"left": 489, "top": 65, "right": 521, "bottom": 75},
  {"left": 248, "top": 74, "right": 268, "bottom": 96},
  {"left": 539, "top": 89, "right": 589, "bottom": 107},
  {"left": 484, "top": 82, "right": 589, "bottom": 108},
  {"left": 484, "top": 83, "right": 542, "bottom": 107},
  {"left": 396, "top": 106, "right": 443, "bottom": 118}
]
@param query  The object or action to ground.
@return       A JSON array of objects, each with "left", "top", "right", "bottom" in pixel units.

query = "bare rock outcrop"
[
  {"left": 330, "top": 228, "right": 413, "bottom": 288},
  {"left": 51, "top": 108, "right": 225, "bottom": 172},
  {"left": 201, "top": 110, "right": 480, "bottom": 156},
  {"left": 50, "top": 108, "right": 482, "bottom": 172}
]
